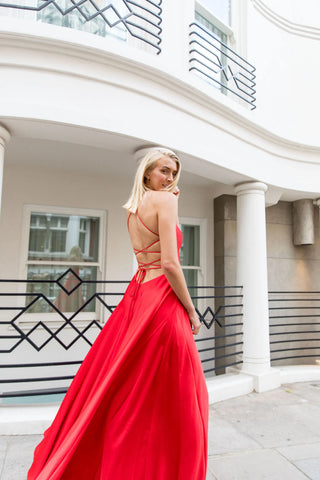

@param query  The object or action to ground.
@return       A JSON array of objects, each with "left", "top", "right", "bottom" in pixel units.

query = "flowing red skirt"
[{"left": 28, "top": 274, "right": 208, "bottom": 479}]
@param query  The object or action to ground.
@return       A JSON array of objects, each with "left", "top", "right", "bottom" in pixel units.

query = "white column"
[
  {"left": 0, "top": 125, "right": 11, "bottom": 215},
  {"left": 235, "top": 182, "right": 280, "bottom": 392}
]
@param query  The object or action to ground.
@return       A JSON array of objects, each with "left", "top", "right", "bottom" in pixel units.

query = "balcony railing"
[
  {"left": 269, "top": 291, "right": 320, "bottom": 365},
  {"left": 0, "top": 3, "right": 257, "bottom": 109},
  {"left": 0, "top": 0, "right": 163, "bottom": 53},
  {"left": 0, "top": 270, "right": 243, "bottom": 399},
  {"left": 189, "top": 22, "right": 256, "bottom": 110}
]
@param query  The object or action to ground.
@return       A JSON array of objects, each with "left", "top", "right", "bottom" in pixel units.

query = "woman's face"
[{"left": 145, "top": 156, "right": 178, "bottom": 191}]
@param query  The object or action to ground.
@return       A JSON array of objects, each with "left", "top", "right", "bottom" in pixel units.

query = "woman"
[{"left": 28, "top": 147, "right": 208, "bottom": 480}]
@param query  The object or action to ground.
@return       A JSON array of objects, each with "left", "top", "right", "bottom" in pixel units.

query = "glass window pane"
[
  {"left": 61, "top": 217, "right": 69, "bottom": 228},
  {"left": 39, "top": 215, "right": 47, "bottom": 227},
  {"left": 180, "top": 225, "right": 200, "bottom": 266},
  {"left": 28, "top": 213, "right": 100, "bottom": 262},
  {"left": 79, "top": 232, "right": 85, "bottom": 253},
  {"left": 51, "top": 230, "right": 67, "bottom": 252},
  {"left": 195, "top": 11, "right": 228, "bottom": 43},
  {"left": 29, "top": 229, "right": 46, "bottom": 253},
  {"left": 197, "top": 0, "right": 231, "bottom": 25},
  {"left": 26, "top": 265, "right": 97, "bottom": 313},
  {"left": 50, "top": 216, "right": 58, "bottom": 228}
]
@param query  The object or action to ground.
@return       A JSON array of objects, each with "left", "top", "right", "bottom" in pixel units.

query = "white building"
[{"left": 0, "top": 0, "right": 320, "bottom": 406}]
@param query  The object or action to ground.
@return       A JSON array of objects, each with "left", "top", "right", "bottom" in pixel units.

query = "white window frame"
[
  {"left": 179, "top": 216, "right": 207, "bottom": 286},
  {"left": 195, "top": 1, "right": 234, "bottom": 39},
  {"left": 19, "top": 204, "right": 107, "bottom": 325}
]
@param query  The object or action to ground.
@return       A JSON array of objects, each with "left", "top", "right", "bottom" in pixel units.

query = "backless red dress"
[{"left": 28, "top": 214, "right": 208, "bottom": 480}]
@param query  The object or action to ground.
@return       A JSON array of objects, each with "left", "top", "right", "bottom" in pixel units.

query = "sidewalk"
[{"left": 0, "top": 381, "right": 320, "bottom": 479}]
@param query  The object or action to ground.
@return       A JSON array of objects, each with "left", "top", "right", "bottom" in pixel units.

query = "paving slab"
[
  {"left": 293, "top": 458, "right": 320, "bottom": 480},
  {"left": 211, "top": 382, "right": 320, "bottom": 449},
  {"left": 0, "top": 436, "right": 42, "bottom": 480},
  {"left": 278, "top": 442, "right": 320, "bottom": 461},
  {"left": 207, "top": 449, "right": 311, "bottom": 480},
  {"left": 208, "top": 413, "right": 260, "bottom": 456},
  {"left": 0, "top": 381, "right": 319, "bottom": 479}
]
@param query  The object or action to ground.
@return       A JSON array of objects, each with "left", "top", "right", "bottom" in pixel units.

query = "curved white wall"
[
  {"left": 0, "top": 0, "right": 320, "bottom": 199},
  {"left": 248, "top": 0, "right": 320, "bottom": 145}
]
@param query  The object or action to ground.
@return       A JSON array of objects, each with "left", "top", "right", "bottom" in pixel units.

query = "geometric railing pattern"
[
  {"left": 189, "top": 22, "right": 256, "bottom": 110},
  {"left": 0, "top": 271, "right": 243, "bottom": 398},
  {"left": 0, "top": 0, "right": 162, "bottom": 53}
]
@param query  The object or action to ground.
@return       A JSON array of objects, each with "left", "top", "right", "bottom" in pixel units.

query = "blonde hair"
[{"left": 123, "top": 147, "right": 181, "bottom": 213}]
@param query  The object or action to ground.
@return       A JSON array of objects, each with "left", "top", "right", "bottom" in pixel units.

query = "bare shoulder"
[{"left": 148, "top": 190, "right": 177, "bottom": 209}]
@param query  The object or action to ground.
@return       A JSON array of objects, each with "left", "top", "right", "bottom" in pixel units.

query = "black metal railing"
[
  {"left": 189, "top": 22, "right": 256, "bottom": 109},
  {"left": 191, "top": 285, "right": 243, "bottom": 375},
  {"left": 0, "top": 270, "right": 243, "bottom": 399},
  {"left": 0, "top": 0, "right": 162, "bottom": 54},
  {"left": 269, "top": 291, "right": 320, "bottom": 364}
]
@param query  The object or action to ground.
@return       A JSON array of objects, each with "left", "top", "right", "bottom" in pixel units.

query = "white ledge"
[
  {"left": 252, "top": 0, "right": 320, "bottom": 40},
  {"left": 279, "top": 365, "right": 320, "bottom": 384},
  {"left": 0, "top": 17, "right": 320, "bottom": 160}
]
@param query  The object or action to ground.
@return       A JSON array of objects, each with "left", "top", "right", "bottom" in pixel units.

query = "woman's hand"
[
  {"left": 172, "top": 186, "right": 180, "bottom": 197},
  {"left": 188, "top": 308, "right": 201, "bottom": 335}
]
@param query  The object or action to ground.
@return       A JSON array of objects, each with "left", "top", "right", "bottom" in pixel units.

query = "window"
[
  {"left": 197, "top": 0, "right": 231, "bottom": 27},
  {"left": 36, "top": 0, "right": 127, "bottom": 42},
  {"left": 194, "top": 1, "right": 234, "bottom": 95},
  {"left": 22, "top": 206, "right": 106, "bottom": 316},
  {"left": 180, "top": 224, "right": 200, "bottom": 287},
  {"left": 195, "top": 11, "right": 228, "bottom": 45},
  {"left": 179, "top": 218, "right": 206, "bottom": 289},
  {"left": 195, "top": 0, "right": 232, "bottom": 42}
]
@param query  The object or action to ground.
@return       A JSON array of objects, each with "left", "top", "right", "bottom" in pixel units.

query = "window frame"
[
  {"left": 19, "top": 204, "right": 107, "bottom": 325},
  {"left": 179, "top": 216, "right": 207, "bottom": 287},
  {"left": 195, "top": 0, "right": 233, "bottom": 39}
]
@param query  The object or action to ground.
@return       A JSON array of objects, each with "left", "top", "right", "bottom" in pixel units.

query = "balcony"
[{"left": 0, "top": 0, "right": 256, "bottom": 110}]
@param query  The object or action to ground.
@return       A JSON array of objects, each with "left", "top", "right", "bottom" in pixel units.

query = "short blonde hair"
[{"left": 123, "top": 147, "right": 181, "bottom": 213}]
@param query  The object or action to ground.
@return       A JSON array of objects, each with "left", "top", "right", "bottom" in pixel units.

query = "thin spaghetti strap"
[{"left": 136, "top": 209, "right": 159, "bottom": 236}]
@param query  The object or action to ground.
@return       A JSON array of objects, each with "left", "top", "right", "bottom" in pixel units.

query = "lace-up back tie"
[{"left": 127, "top": 210, "right": 162, "bottom": 284}]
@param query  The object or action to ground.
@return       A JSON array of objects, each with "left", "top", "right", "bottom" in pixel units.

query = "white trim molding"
[{"left": 251, "top": 0, "right": 320, "bottom": 40}]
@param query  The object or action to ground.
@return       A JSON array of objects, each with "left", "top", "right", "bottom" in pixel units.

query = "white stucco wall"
[
  {"left": 0, "top": 161, "right": 214, "bottom": 283},
  {"left": 247, "top": 0, "right": 320, "bottom": 145},
  {"left": 0, "top": 0, "right": 319, "bottom": 200}
]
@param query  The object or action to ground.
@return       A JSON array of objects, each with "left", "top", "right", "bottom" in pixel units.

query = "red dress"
[{"left": 28, "top": 217, "right": 208, "bottom": 480}]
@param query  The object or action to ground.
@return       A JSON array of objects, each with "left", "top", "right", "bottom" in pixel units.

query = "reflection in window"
[
  {"left": 36, "top": 0, "right": 127, "bottom": 41},
  {"left": 28, "top": 213, "right": 99, "bottom": 262},
  {"left": 26, "top": 212, "right": 101, "bottom": 313},
  {"left": 197, "top": 0, "right": 231, "bottom": 26},
  {"left": 180, "top": 224, "right": 200, "bottom": 288},
  {"left": 195, "top": 11, "right": 228, "bottom": 44},
  {"left": 26, "top": 265, "right": 97, "bottom": 313}
]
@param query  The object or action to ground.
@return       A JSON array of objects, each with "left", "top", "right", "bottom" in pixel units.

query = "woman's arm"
[{"left": 156, "top": 192, "right": 201, "bottom": 335}]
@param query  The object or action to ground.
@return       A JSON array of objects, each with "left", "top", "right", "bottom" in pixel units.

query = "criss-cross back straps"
[{"left": 127, "top": 210, "right": 162, "bottom": 283}]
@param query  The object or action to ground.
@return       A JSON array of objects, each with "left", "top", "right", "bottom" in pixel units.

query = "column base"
[{"left": 240, "top": 367, "right": 281, "bottom": 393}]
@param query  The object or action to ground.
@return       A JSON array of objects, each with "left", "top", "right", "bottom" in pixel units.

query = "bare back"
[{"left": 126, "top": 191, "right": 177, "bottom": 283}]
